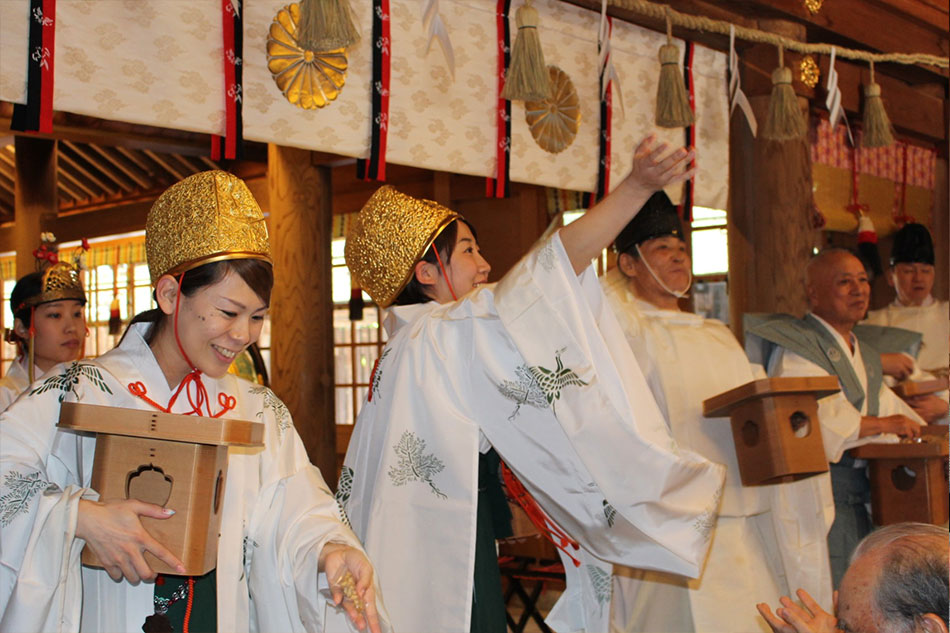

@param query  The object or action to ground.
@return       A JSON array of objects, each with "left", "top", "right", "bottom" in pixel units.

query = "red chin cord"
[
  {"left": 127, "top": 271, "right": 235, "bottom": 418},
  {"left": 431, "top": 246, "right": 458, "bottom": 302}
]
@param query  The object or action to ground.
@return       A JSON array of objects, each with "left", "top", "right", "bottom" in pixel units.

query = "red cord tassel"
[{"left": 501, "top": 462, "right": 581, "bottom": 567}]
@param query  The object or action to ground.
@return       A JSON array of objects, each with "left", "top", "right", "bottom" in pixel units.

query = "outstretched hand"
[
  {"left": 321, "top": 542, "right": 382, "bottom": 633},
  {"left": 559, "top": 133, "right": 697, "bottom": 275},
  {"left": 623, "top": 135, "right": 697, "bottom": 194},
  {"left": 756, "top": 589, "right": 838, "bottom": 633},
  {"left": 76, "top": 498, "right": 185, "bottom": 583}
]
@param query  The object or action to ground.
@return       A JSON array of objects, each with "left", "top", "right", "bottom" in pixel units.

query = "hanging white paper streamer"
[
  {"left": 728, "top": 25, "right": 757, "bottom": 137},
  {"left": 597, "top": 0, "right": 624, "bottom": 117},
  {"left": 423, "top": 0, "right": 455, "bottom": 80},
  {"left": 825, "top": 47, "right": 853, "bottom": 145}
]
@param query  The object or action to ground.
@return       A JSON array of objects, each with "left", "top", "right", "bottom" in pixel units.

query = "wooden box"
[
  {"left": 58, "top": 402, "right": 264, "bottom": 576},
  {"left": 852, "top": 425, "right": 948, "bottom": 526},
  {"left": 892, "top": 376, "right": 949, "bottom": 399},
  {"left": 703, "top": 377, "right": 840, "bottom": 486}
]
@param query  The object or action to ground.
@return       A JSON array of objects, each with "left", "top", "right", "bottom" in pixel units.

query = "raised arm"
[{"left": 560, "top": 135, "right": 695, "bottom": 275}]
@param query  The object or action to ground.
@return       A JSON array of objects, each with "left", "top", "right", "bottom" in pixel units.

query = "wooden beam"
[
  {"left": 142, "top": 149, "right": 187, "bottom": 181},
  {"left": 57, "top": 179, "right": 84, "bottom": 202},
  {"left": 116, "top": 146, "right": 158, "bottom": 178},
  {"left": 0, "top": 199, "right": 151, "bottom": 251},
  {"left": 0, "top": 102, "right": 267, "bottom": 161},
  {"left": 57, "top": 164, "right": 98, "bottom": 200},
  {"left": 14, "top": 138, "right": 57, "bottom": 275},
  {"left": 170, "top": 153, "right": 203, "bottom": 175},
  {"left": 268, "top": 144, "right": 336, "bottom": 483},
  {"left": 88, "top": 143, "right": 151, "bottom": 189},
  {"left": 59, "top": 147, "right": 117, "bottom": 196},
  {"left": 198, "top": 156, "right": 220, "bottom": 170},
  {"left": 63, "top": 140, "right": 134, "bottom": 193}
]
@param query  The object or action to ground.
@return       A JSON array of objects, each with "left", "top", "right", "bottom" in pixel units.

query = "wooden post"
[
  {"left": 267, "top": 144, "right": 336, "bottom": 486},
  {"left": 728, "top": 20, "right": 820, "bottom": 339},
  {"left": 14, "top": 137, "right": 57, "bottom": 277}
]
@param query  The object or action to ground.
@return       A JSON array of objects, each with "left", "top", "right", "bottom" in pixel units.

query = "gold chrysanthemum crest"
[
  {"left": 800, "top": 55, "right": 820, "bottom": 88},
  {"left": 266, "top": 3, "right": 347, "bottom": 109},
  {"left": 524, "top": 66, "right": 580, "bottom": 154}
]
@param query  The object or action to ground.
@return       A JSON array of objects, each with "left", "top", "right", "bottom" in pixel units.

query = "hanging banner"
[{"left": 11, "top": 0, "right": 55, "bottom": 134}]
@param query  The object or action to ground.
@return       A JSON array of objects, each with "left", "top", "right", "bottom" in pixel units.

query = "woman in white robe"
[
  {"left": 337, "top": 137, "right": 726, "bottom": 633},
  {"left": 0, "top": 171, "right": 382, "bottom": 633},
  {"left": 0, "top": 265, "right": 87, "bottom": 412}
]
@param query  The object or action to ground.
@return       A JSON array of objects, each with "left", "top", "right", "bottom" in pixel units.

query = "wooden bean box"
[
  {"left": 852, "top": 425, "right": 949, "bottom": 526},
  {"left": 58, "top": 402, "right": 264, "bottom": 575},
  {"left": 703, "top": 377, "right": 840, "bottom": 486}
]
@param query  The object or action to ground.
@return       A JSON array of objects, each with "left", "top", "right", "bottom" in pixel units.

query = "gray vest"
[{"left": 744, "top": 313, "right": 882, "bottom": 416}]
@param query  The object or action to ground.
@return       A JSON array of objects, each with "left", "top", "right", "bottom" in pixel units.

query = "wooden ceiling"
[{"left": 0, "top": 138, "right": 224, "bottom": 222}]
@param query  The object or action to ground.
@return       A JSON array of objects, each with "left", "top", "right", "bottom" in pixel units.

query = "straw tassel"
[
  {"left": 655, "top": 11, "right": 693, "bottom": 128},
  {"left": 762, "top": 46, "right": 806, "bottom": 141},
  {"left": 862, "top": 61, "right": 894, "bottom": 148},
  {"left": 297, "top": 0, "right": 360, "bottom": 52},
  {"left": 500, "top": 0, "right": 552, "bottom": 102}
]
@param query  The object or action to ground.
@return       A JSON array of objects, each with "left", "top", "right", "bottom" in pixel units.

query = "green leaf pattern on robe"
[
  {"left": 587, "top": 564, "right": 612, "bottom": 614},
  {"left": 249, "top": 385, "right": 292, "bottom": 439},
  {"left": 0, "top": 471, "right": 57, "bottom": 526},
  {"left": 388, "top": 431, "right": 447, "bottom": 499}
]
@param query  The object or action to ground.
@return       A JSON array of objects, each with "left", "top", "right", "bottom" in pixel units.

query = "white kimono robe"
[
  {"left": 603, "top": 275, "right": 814, "bottom": 633},
  {"left": 0, "top": 358, "right": 31, "bottom": 413},
  {"left": 763, "top": 314, "right": 924, "bottom": 589},
  {"left": 335, "top": 233, "right": 725, "bottom": 633},
  {"left": 0, "top": 322, "right": 377, "bottom": 633},
  {"left": 865, "top": 297, "right": 949, "bottom": 373}
]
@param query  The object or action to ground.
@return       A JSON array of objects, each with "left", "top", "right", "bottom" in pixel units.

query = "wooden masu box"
[
  {"left": 703, "top": 377, "right": 840, "bottom": 486},
  {"left": 852, "top": 425, "right": 949, "bottom": 526},
  {"left": 58, "top": 402, "right": 264, "bottom": 576}
]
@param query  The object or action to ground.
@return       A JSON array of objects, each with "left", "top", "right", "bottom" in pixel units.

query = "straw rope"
[{"left": 607, "top": 0, "right": 949, "bottom": 69}]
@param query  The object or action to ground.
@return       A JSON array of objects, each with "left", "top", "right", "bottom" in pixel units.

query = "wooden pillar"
[
  {"left": 728, "top": 20, "right": 820, "bottom": 339},
  {"left": 267, "top": 144, "right": 336, "bottom": 485},
  {"left": 14, "top": 137, "right": 57, "bottom": 277}
]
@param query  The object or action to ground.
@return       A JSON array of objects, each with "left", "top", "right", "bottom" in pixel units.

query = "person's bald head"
[
  {"left": 804, "top": 249, "right": 870, "bottom": 332},
  {"left": 837, "top": 523, "right": 949, "bottom": 633}
]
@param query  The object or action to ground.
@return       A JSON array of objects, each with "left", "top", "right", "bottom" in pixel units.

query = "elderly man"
[
  {"left": 865, "top": 223, "right": 949, "bottom": 424},
  {"left": 745, "top": 249, "right": 924, "bottom": 588},
  {"left": 604, "top": 192, "right": 826, "bottom": 632},
  {"left": 756, "top": 522, "right": 949, "bottom": 633}
]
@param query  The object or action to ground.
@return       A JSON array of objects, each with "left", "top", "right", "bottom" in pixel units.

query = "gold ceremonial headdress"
[
  {"left": 146, "top": 171, "right": 271, "bottom": 285},
  {"left": 18, "top": 261, "right": 86, "bottom": 310},
  {"left": 344, "top": 185, "right": 459, "bottom": 308}
]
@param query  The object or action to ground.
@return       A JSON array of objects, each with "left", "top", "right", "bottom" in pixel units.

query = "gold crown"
[
  {"left": 146, "top": 171, "right": 271, "bottom": 284},
  {"left": 20, "top": 262, "right": 86, "bottom": 309},
  {"left": 345, "top": 185, "right": 459, "bottom": 308}
]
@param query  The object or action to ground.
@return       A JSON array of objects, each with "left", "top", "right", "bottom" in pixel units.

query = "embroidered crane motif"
[
  {"left": 29, "top": 362, "right": 112, "bottom": 402},
  {"left": 496, "top": 365, "right": 549, "bottom": 420},
  {"left": 526, "top": 349, "right": 589, "bottom": 413}
]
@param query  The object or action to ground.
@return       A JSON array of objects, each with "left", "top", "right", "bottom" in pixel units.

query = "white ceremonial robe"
[
  {"left": 0, "top": 322, "right": 380, "bottom": 633},
  {"left": 603, "top": 275, "right": 811, "bottom": 633},
  {"left": 767, "top": 315, "right": 923, "bottom": 462},
  {"left": 765, "top": 314, "right": 924, "bottom": 591},
  {"left": 0, "top": 358, "right": 32, "bottom": 413},
  {"left": 866, "top": 297, "right": 949, "bottom": 373},
  {"left": 334, "top": 233, "right": 725, "bottom": 633},
  {"left": 865, "top": 297, "right": 949, "bottom": 425}
]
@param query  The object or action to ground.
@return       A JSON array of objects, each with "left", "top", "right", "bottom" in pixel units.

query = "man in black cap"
[
  {"left": 866, "top": 223, "right": 948, "bottom": 423},
  {"left": 603, "top": 192, "right": 824, "bottom": 632}
]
